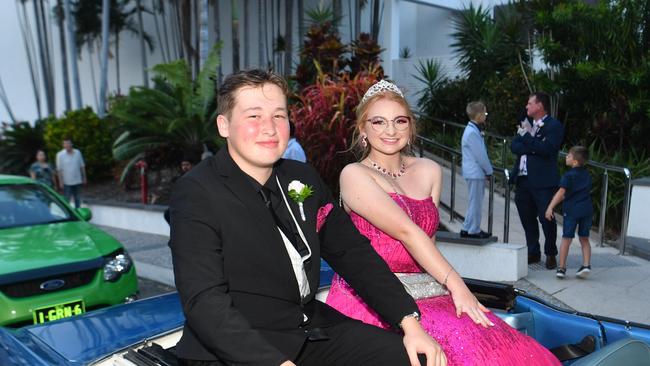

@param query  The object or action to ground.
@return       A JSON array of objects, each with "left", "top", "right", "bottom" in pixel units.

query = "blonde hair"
[
  {"left": 350, "top": 91, "right": 417, "bottom": 160},
  {"left": 466, "top": 101, "right": 486, "bottom": 121}
]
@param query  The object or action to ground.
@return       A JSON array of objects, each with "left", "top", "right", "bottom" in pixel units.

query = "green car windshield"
[{"left": 0, "top": 184, "right": 75, "bottom": 229}]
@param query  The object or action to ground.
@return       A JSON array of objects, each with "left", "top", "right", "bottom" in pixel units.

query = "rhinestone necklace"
[{"left": 367, "top": 158, "right": 406, "bottom": 179}]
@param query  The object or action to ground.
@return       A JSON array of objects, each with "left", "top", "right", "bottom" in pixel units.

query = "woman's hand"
[
  {"left": 402, "top": 317, "right": 447, "bottom": 366},
  {"left": 545, "top": 208, "right": 554, "bottom": 221},
  {"left": 449, "top": 285, "right": 494, "bottom": 328}
]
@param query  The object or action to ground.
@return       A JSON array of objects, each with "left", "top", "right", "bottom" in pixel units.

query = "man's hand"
[
  {"left": 401, "top": 317, "right": 447, "bottom": 366},
  {"left": 545, "top": 208, "right": 554, "bottom": 221},
  {"left": 280, "top": 361, "right": 296, "bottom": 366}
]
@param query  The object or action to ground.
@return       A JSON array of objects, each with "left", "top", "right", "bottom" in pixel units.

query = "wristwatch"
[{"left": 398, "top": 311, "right": 421, "bottom": 329}]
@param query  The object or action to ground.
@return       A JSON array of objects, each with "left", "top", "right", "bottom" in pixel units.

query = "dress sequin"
[{"left": 326, "top": 193, "right": 560, "bottom": 365}]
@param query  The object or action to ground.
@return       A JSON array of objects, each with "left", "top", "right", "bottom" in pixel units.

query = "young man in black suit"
[
  {"left": 511, "top": 92, "right": 565, "bottom": 269},
  {"left": 169, "top": 70, "right": 444, "bottom": 366}
]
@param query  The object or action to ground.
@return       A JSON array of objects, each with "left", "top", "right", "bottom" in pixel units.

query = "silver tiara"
[{"left": 360, "top": 79, "right": 404, "bottom": 105}]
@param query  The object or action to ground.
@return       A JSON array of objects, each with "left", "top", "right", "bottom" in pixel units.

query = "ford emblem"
[{"left": 40, "top": 279, "right": 66, "bottom": 291}]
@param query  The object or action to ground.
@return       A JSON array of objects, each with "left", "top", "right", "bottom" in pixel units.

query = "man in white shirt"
[{"left": 56, "top": 138, "right": 87, "bottom": 208}]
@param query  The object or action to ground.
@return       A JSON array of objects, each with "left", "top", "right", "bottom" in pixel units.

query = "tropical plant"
[
  {"left": 348, "top": 32, "right": 384, "bottom": 76},
  {"left": 294, "top": 15, "right": 347, "bottom": 89},
  {"left": 413, "top": 59, "right": 447, "bottom": 128},
  {"left": 450, "top": 3, "right": 529, "bottom": 94},
  {"left": 43, "top": 108, "right": 115, "bottom": 180},
  {"left": 110, "top": 44, "right": 223, "bottom": 183},
  {"left": 290, "top": 64, "right": 384, "bottom": 191},
  {"left": 525, "top": 0, "right": 650, "bottom": 155},
  {"left": 0, "top": 120, "right": 47, "bottom": 175}
]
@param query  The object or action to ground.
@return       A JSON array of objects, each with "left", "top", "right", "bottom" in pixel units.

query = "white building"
[{"left": 0, "top": 0, "right": 508, "bottom": 123}]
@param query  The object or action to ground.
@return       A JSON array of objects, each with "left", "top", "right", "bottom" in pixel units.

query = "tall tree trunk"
[
  {"left": 199, "top": 0, "right": 209, "bottom": 69},
  {"left": 284, "top": 0, "right": 293, "bottom": 76},
  {"left": 17, "top": 1, "right": 42, "bottom": 119},
  {"left": 98, "top": 0, "right": 110, "bottom": 117},
  {"left": 371, "top": 0, "right": 380, "bottom": 41},
  {"left": 135, "top": 0, "right": 149, "bottom": 87},
  {"left": 180, "top": 0, "right": 194, "bottom": 67},
  {"left": 258, "top": 0, "right": 264, "bottom": 67},
  {"left": 269, "top": 0, "right": 274, "bottom": 70},
  {"left": 0, "top": 77, "right": 18, "bottom": 123},
  {"left": 159, "top": 0, "right": 172, "bottom": 61},
  {"left": 297, "top": 0, "right": 304, "bottom": 44},
  {"left": 354, "top": 0, "right": 361, "bottom": 39},
  {"left": 63, "top": 0, "right": 82, "bottom": 108},
  {"left": 153, "top": 0, "right": 169, "bottom": 63},
  {"left": 243, "top": 0, "right": 249, "bottom": 68},
  {"left": 55, "top": 0, "right": 71, "bottom": 111},
  {"left": 38, "top": 0, "right": 56, "bottom": 116},
  {"left": 333, "top": 0, "right": 341, "bottom": 27},
  {"left": 115, "top": 30, "right": 121, "bottom": 94},
  {"left": 171, "top": 0, "right": 182, "bottom": 59},
  {"left": 193, "top": 0, "right": 200, "bottom": 76},
  {"left": 211, "top": 0, "right": 222, "bottom": 83},
  {"left": 232, "top": 0, "right": 240, "bottom": 72},
  {"left": 87, "top": 41, "right": 99, "bottom": 110},
  {"left": 32, "top": 0, "right": 54, "bottom": 116}
]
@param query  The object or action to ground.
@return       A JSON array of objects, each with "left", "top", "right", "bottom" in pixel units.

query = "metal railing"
[
  {"left": 415, "top": 135, "right": 512, "bottom": 242},
  {"left": 416, "top": 117, "right": 634, "bottom": 254}
]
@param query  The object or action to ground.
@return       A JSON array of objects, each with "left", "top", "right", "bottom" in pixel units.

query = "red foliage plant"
[{"left": 290, "top": 64, "right": 384, "bottom": 191}]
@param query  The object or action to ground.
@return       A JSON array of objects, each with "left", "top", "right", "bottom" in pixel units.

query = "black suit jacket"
[
  {"left": 510, "top": 115, "right": 564, "bottom": 188},
  {"left": 169, "top": 148, "right": 418, "bottom": 365}
]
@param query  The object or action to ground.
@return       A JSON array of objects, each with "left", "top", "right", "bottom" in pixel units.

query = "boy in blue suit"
[
  {"left": 461, "top": 101, "right": 493, "bottom": 239},
  {"left": 545, "top": 146, "right": 593, "bottom": 279},
  {"left": 511, "top": 92, "right": 565, "bottom": 269}
]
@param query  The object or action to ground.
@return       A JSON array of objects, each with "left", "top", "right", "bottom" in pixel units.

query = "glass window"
[{"left": 0, "top": 184, "right": 75, "bottom": 229}]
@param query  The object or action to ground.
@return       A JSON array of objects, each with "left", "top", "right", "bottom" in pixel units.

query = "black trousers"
[
  {"left": 180, "top": 320, "right": 426, "bottom": 366},
  {"left": 514, "top": 176, "right": 558, "bottom": 257}
]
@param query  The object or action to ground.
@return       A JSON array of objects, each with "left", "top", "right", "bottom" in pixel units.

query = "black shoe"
[
  {"left": 576, "top": 265, "right": 591, "bottom": 279},
  {"left": 528, "top": 254, "right": 541, "bottom": 264},
  {"left": 556, "top": 267, "right": 566, "bottom": 279},
  {"left": 460, "top": 230, "right": 491, "bottom": 239},
  {"left": 545, "top": 256, "right": 557, "bottom": 270}
]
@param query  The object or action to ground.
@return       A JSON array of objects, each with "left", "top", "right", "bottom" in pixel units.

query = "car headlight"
[{"left": 103, "top": 251, "right": 133, "bottom": 282}]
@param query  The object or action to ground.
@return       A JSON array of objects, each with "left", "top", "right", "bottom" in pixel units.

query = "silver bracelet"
[
  {"left": 398, "top": 311, "right": 421, "bottom": 329},
  {"left": 443, "top": 268, "right": 454, "bottom": 286}
]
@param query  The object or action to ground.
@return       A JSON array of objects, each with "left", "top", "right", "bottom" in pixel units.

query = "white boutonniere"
[{"left": 288, "top": 180, "right": 313, "bottom": 221}]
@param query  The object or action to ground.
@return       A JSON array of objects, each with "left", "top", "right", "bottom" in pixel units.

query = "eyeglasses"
[{"left": 366, "top": 116, "right": 411, "bottom": 132}]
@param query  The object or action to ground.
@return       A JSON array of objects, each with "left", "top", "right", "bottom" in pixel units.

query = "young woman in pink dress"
[{"left": 325, "top": 80, "right": 560, "bottom": 366}]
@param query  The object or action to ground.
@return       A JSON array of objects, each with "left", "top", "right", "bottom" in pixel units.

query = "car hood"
[{"left": 0, "top": 221, "right": 123, "bottom": 277}]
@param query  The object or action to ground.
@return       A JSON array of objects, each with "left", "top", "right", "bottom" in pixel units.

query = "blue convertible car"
[{"left": 1, "top": 262, "right": 649, "bottom": 365}]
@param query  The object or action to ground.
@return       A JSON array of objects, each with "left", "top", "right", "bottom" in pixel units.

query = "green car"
[{"left": 0, "top": 175, "right": 138, "bottom": 327}]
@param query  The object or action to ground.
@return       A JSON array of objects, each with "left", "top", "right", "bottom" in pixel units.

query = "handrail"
[
  {"left": 416, "top": 116, "right": 633, "bottom": 254},
  {"left": 415, "top": 135, "right": 512, "bottom": 242}
]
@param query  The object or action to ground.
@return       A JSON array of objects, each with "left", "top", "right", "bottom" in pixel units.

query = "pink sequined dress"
[{"left": 326, "top": 193, "right": 560, "bottom": 366}]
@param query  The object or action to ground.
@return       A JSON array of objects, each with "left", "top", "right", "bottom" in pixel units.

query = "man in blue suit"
[
  {"left": 510, "top": 92, "right": 564, "bottom": 269},
  {"left": 461, "top": 101, "right": 493, "bottom": 239}
]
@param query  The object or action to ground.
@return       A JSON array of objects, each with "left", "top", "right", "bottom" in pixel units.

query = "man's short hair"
[
  {"left": 217, "top": 69, "right": 289, "bottom": 119},
  {"left": 466, "top": 101, "right": 486, "bottom": 120},
  {"left": 530, "top": 92, "right": 551, "bottom": 113},
  {"left": 569, "top": 145, "right": 589, "bottom": 166}
]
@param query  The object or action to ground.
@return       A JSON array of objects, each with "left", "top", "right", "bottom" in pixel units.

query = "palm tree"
[
  {"left": 31, "top": 0, "right": 56, "bottom": 116},
  {"left": 98, "top": 0, "right": 110, "bottom": 117},
  {"left": 0, "top": 77, "right": 18, "bottom": 123},
  {"left": 199, "top": 0, "right": 209, "bottom": 68},
  {"left": 135, "top": 0, "right": 149, "bottom": 87},
  {"left": 17, "top": 0, "right": 42, "bottom": 119},
  {"left": 54, "top": 0, "right": 71, "bottom": 110},
  {"left": 63, "top": 0, "right": 82, "bottom": 108},
  {"left": 111, "top": 44, "right": 223, "bottom": 183},
  {"left": 231, "top": 0, "right": 240, "bottom": 71},
  {"left": 284, "top": 0, "right": 293, "bottom": 76}
]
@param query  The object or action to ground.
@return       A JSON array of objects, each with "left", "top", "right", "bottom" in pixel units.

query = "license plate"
[{"left": 33, "top": 300, "right": 85, "bottom": 324}]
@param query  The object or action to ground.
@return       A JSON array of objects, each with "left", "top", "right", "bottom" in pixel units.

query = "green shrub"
[{"left": 44, "top": 108, "right": 115, "bottom": 181}]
